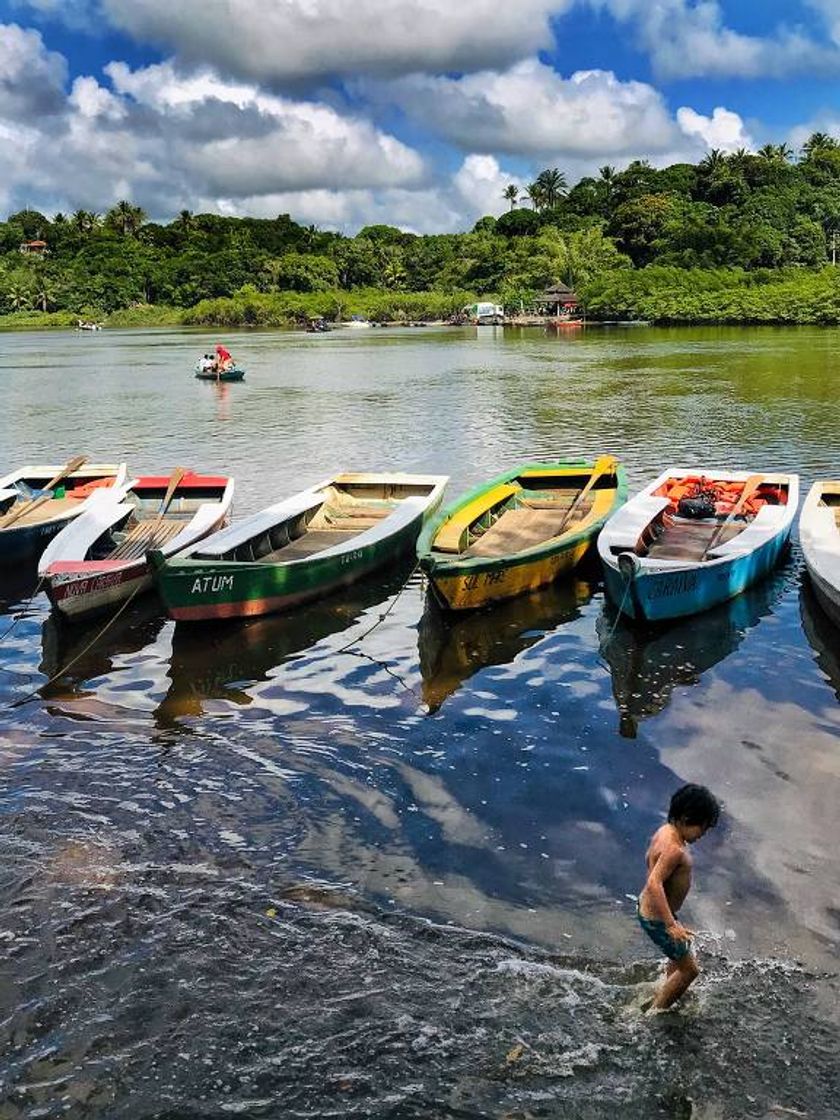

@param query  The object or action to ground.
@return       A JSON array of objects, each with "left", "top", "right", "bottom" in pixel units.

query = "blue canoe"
[
  {"left": 598, "top": 467, "right": 798, "bottom": 622},
  {"left": 0, "top": 462, "right": 127, "bottom": 566}
]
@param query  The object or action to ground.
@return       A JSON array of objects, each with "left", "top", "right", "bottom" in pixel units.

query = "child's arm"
[{"left": 644, "top": 848, "right": 693, "bottom": 942}]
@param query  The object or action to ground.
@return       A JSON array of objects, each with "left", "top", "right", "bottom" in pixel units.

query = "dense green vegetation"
[{"left": 6, "top": 135, "right": 840, "bottom": 326}]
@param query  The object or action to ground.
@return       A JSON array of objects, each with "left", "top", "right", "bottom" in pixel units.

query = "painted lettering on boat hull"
[{"left": 190, "top": 575, "right": 235, "bottom": 595}]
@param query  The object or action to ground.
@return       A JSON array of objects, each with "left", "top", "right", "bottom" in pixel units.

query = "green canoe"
[{"left": 149, "top": 471, "right": 448, "bottom": 621}]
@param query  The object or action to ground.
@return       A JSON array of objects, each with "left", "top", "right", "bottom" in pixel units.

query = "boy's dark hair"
[{"left": 668, "top": 783, "right": 721, "bottom": 828}]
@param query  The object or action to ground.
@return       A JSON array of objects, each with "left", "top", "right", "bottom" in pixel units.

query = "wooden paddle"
[
  {"left": 701, "top": 473, "right": 763, "bottom": 560},
  {"left": 146, "top": 466, "right": 187, "bottom": 545},
  {"left": 556, "top": 454, "right": 617, "bottom": 536},
  {"left": 0, "top": 454, "right": 87, "bottom": 529}
]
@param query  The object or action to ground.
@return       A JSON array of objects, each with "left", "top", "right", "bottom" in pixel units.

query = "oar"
[
  {"left": 0, "top": 454, "right": 87, "bottom": 529},
  {"left": 556, "top": 455, "right": 617, "bottom": 535},
  {"left": 146, "top": 467, "right": 187, "bottom": 546},
  {"left": 701, "top": 473, "right": 763, "bottom": 560}
]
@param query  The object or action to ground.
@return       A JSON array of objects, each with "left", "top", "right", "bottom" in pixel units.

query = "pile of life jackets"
[{"left": 655, "top": 476, "right": 785, "bottom": 518}]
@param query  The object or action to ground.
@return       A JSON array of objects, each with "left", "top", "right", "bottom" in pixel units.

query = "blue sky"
[{"left": 1, "top": 0, "right": 839, "bottom": 231}]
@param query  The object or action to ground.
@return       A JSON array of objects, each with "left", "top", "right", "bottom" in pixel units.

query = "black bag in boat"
[{"left": 677, "top": 494, "right": 717, "bottom": 519}]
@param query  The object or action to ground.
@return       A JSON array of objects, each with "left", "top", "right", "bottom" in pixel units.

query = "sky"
[{"left": 2, "top": 0, "right": 840, "bottom": 233}]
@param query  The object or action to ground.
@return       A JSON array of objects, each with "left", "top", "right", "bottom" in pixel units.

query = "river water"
[{"left": 0, "top": 324, "right": 838, "bottom": 1118}]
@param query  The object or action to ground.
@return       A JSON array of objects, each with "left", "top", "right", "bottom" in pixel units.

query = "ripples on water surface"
[{"left": 1, "top": 325, "right": 839, "bottom": 1117}]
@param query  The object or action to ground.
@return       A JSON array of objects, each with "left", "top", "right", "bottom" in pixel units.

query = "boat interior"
[
  {"left": 434, "top": 468, "right": 619, "bottom": 559},
  {"left": 815, "top": 482, "right": 840, "bottom": 527},
  {"left": 90, "top": 481, "right": 228, "bottom": 563},
  {"left": 632, "top": 476, "right": 790, "bottom": 563},
  {"left": 194, "top": 478, "right": 437, "bottom": 564},
  {"left": 0, "top": 470, "right": 117, "bottom": 530}
]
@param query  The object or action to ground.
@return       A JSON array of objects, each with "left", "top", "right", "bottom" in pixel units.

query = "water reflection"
[
  {"left": 417, "top": 576, "right": 593, "bottom": 711},
  {"left": 800, "top": 577, "right": 840, "bottom": 702},
  {"left": 598, "top": 569, "right": 788, "bottom": 737},
  {"left": 156, "top": 560, "right": 415, "bottom": 726},
  {"left": 39, "top": 597, "right": 167, "bottom": 699}
]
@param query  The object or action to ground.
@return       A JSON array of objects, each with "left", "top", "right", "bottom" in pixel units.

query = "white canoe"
[{"left": 800, "top": 480, "right": 840, "bottom": 628}]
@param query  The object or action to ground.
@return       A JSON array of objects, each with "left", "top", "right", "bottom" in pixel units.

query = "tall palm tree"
[
  {"left": 7, "top": 284, "right": 31, "bottom": 311},
  {"left": 522, "top": 182, "right": 546, "bottom": 211},
  {"left": 534, "top": 167, "right": 568, "bottom": 208},
  {"left": 72, "top": 209, "right": 100, "bottom": 235},
  {"left": 502, "top": 184, "right": 519, "bottom": 210},
  {"left": 175, "top": 209, "right": 195, "bottom": 234},
  {"left": 802, "top": 132, "right": 837, "bottom": 159},
  {"left": 598, "top": 165, "right": 617, "bottom": 184},
  {"left": 699, "top": 149, "right": 725, "bottom": 174},
  {"left": 107, "top": 200, "right": 146, "bottom": 237}
]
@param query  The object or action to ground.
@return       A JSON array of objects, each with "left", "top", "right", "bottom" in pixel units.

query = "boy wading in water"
[{"left": 638, "top": 784, "right": 721, "bottom": 1010}]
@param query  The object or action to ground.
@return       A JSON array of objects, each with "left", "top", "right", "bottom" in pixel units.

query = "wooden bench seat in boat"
[
  {"left": 111, "top": 519, "right": 185, "bottom": 561},
  {"left": 265, "top": 528, "right": 361, "bottom": 562},
  {"left": 465, "top": 505, "right": 587, "bottom": 558},
  {"left": 646, "top": 518, "right": 745, "bottom": 562}
]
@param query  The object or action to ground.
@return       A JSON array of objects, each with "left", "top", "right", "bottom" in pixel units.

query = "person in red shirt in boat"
[{"left": 214, "top": 343, "right": 234, "bottom": 372}]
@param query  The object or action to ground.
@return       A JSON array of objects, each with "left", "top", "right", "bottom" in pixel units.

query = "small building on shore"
[
  {"left": 19, "top": 239, "right": 48, "bottom": 256},
  {"left": 534, "top": 282, "right": 579, "bottom": 317}
]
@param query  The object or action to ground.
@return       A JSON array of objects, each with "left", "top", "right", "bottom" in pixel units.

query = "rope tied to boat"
[{"left": 7, "top": 582, "right": 145, "bottom": 709}]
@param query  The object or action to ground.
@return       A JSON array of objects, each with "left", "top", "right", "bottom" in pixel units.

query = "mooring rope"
[{"left": 8, "top": 583, "right": 144, "bottom": 710}]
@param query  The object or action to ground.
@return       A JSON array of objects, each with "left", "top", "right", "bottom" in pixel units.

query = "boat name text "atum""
[{"left": 191, "top": 575, "right": 235, "bottom": 594}]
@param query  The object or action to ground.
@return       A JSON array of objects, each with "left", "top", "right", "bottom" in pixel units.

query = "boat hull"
[
  {"left": 195, "top": 368, "right": 245, "bottom": 382},
  {"left": 426, "top": 536, "right": 593, "bottom": 611},
  {"left": 807, "top": 567, "right": 840, "bottom": 630},
  {"left": 0, "top": 517, "right": 70, "bottom": 566},
  {"left": 154, "top": 506, "right": 426, "bottom": 622},
  {"left": 46, "top": 562, "right": 152, "bottom": 620},
  {"left": 602, "top": 529, "right": 791, "bottom": 622}
]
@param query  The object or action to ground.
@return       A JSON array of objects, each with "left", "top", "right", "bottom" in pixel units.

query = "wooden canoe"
[
  {"left": 148, "top": 471, "right": 449, "bottom": 622},
  {"left": 0, "top": 462, "right": 127, "bottom": 565},
  {"left": 416, "top": 459, "right": 626, "bottom": 610},
  {"left": 800, "top": 480, "right": 840, "bottom": 629},
  {"left": 39, "top": 472, "right": 234, "bottom": 621},
  {"left": 598, "top": 467, "right": 798, "bottom": 622}
]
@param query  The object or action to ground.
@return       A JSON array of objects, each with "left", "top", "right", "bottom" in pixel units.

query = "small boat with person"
[
  {"left": 799, "top": 479, "right": 840, "bottom": 629},
  {"left": 39, "top": 469, "right": 234, "bottom": 621},
  {"left": 0, "top": 457, "right": 127, "bottom": 565},
  {"left": 149, "top": 471, "right": 449, "bottom": 622},
  {"left": 598, "top": 467, "right": 798, "bottom": 622},
  {"left": 195, "top": 344, "right": 245, "bottom": 381},
  {"left": 417, "top": 457, "right": 626, "bottom": 611}
]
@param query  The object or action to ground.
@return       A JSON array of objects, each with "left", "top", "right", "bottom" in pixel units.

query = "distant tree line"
[{"left": 4, "top": 133, "right": 840, "bottom": 324}]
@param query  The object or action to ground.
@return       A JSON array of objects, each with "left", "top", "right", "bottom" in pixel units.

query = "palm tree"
[
  {"left": 260, "top": 258, "right": 283, "bottom": 291},
  {"left": 802, "top": 132, "right": 837, "bottom": 159},
  {"left": 729, "top": 147, "right": 751, "bottom": 171},
  {"left": 598, "top": 165, "right": 617, "bottom": 184},
  {"left": 174, "top": 209, "right": 195, "bottom": 234},
  {"left": 534, "top": 167, "right": 568, "bottom": 208},
  {"left": 502, "top": 184, "right": 519, "bottom": 210},
  {"left": 523, "top": 182, "right": 546, "bottom": 211},
  {"left": 699, "top": 149, "right": 725, "bottom": 174},
  {"left": 107, "top": 200, "right": 146, "bottom": 237},
  {"left": 7, "top": 284, "right": 31, "bottom": 311},
  {"left": 72, "top": 209, "right": 100, "bottom": 235}
]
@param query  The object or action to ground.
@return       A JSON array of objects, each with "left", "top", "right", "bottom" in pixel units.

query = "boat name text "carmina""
[{"left": 191, "top": 575, "right": 234, "bottom": 594}]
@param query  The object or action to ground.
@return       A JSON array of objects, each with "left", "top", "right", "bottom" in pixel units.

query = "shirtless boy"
[{"left": 637, "top": 783, "right": 721, "bottom": 1010}]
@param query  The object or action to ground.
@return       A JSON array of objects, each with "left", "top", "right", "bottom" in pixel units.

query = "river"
[{"left": 0, "top": 324, "right": 838, "bottom": 1117}]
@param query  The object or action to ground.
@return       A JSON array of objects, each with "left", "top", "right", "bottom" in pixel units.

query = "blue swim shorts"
[{"left": 637, "top": 908, "right": 692, "bottom": 961}]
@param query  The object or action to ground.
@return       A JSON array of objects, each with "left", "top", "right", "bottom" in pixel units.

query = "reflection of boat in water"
[
  {"left": 39, "top": 597, "right": 166, "bottom": 697},
  {"left": 597, "top": 569, "right": 786, "bottom": 737},
  {"left": 418, "top": 577, "right": 593, "bottom": 712},
  {"left": 156, "top": 562, "right": 414, "bottom": 723},
  {"left": 800, "top": 579, "right": 840, "bottom": 704}
]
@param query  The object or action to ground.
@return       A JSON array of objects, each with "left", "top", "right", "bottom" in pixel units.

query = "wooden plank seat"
[
  {"left": 110, "top": 519, "right": 184, "bottom": 561},
  {"left": 465, "top": 506, "right": 585, "bottom": 558},
  {"left": 646, "top": 519, "right": 746, "bottom": 562}
]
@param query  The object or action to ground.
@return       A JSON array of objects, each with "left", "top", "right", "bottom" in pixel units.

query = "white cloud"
[
  {"left": 592, "top": 0, "right": 838, "bottom": 80},
  {"left": 0, "top": 41, "right": 427, "bottom": 219},
  {"left": 675, "top": 106, "right": 754, "bottom": 153},
  {"left": 99, "top": 0, "right": 572, "bottom": 84},
  {"left": 453, "top": 155, "right": 524, "bottom": 218},
  {"left": 0, "top": 22, "right": 67, "bottom": 118}
]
